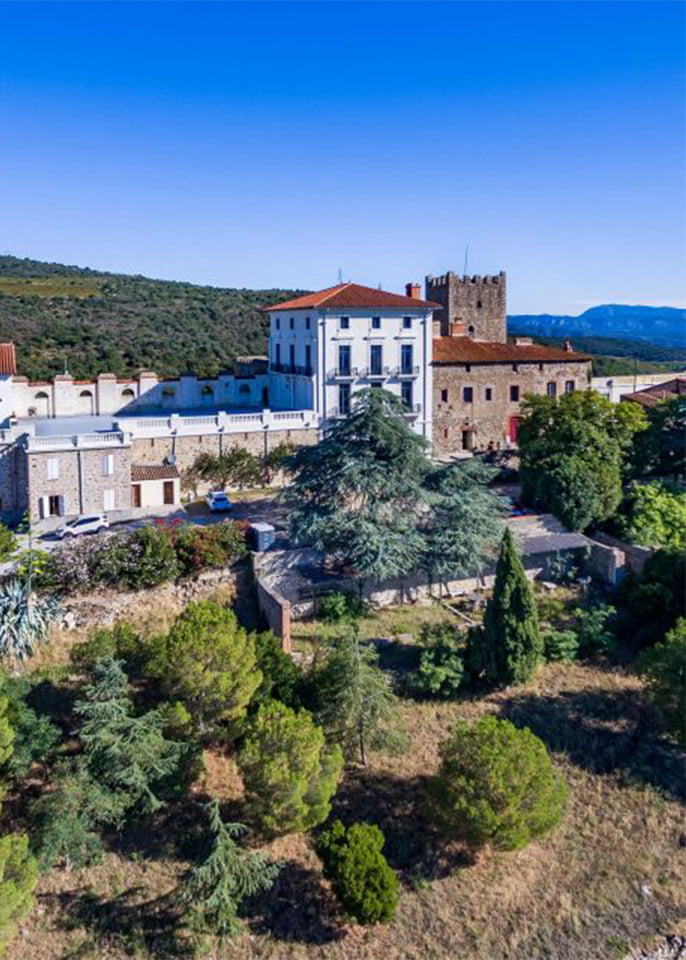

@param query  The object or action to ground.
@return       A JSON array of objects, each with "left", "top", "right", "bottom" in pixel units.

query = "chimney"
[
  {"left": 564, "top": 338, "right": 573, "bottom": 353},
  {"left": 405, "top": 282, "right": 421, "bottom": 300}
]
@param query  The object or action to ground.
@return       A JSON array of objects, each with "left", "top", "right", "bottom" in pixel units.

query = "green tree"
[
  {"left": 431, "top": 715, "right": 568, "bottom": 851},
  {"left": 0, "top": 833, "right": 38, "bottom": 957},
  {"left": 238, "top": 700, "right": 343, "bottom": 835},
  {"left": 151, "top": 601, "right": 262, "bottom": 739},
  {"left": 0, "top": 523, "right": 17, "bottom": 564},
  {"left": 317, "top": 629, "right": 406, "bottom": 766},
  {"left": 637, "top": 618, "right": 686, "bottom": 746},
  {"left": 469, "top": 529, "right": 542, "bottom": 686},
  {"left": 75, "top": 657, "right": 187, "bottom": 817},
  {"left": 261, "top": 441, "right": 295, "bottom": 486},
  {"left": 623, "top": 481, "right": 686, "bottom": 551},
  {"left": 413, "top": 624, "right": 466, "bottom": 699},
  {"left": 286, "top": 389, "right": 429, "bottom": 581},
  {"left": 619, "top": 548, "right": 686, "bottom": 646},
  {"left": 518, "top": 390, "right": 647, "bottom": 530},
  {"left": 253, "top": 631, "right": 302, "bottom": 710},
  {"left": 632, "top": 395, "right": 686, "bottom": 479},
  {"left": 179, "top": 799, "right": 280, "bottom": 939},
  {"left": 316, "top": 820, "right": 398, "bottom": 925},
  {"left": 0, "top": 698, "right": 14, "bottom": 809},
  {"left": 196, "top": 448, "right": 262, "bottom": 491},
  {"left": 0, "top": 674, "right": 59, "bottom": 779}
]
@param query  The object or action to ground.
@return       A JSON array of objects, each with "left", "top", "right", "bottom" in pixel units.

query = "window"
[
  {"left": 275, "top": 343, "right": 281, "bottom": 366},
  {"left": 372, "top": 316, "right": 381, "bottom": 330},
  {"left": 340, "top": 316, "right": 350, "bottom": 330},
  {"left": 441, "top": 388, "right": 448, "bottom": 402},
  {"left": 47, "top": 494, "right": 62, "bottom": 517},
  {"left": 275, "top": 317, "right": 280, "bottom": 330},
  {"left": 289, "top": 344, "right": 295, "bottom": 369},
  {"left": 103, "top": 453, "right": 114, "bottom": 477},
  {"left": 485, "top": 387, "right": 493, "bottom": 401},
  {"left": 305, "top": 344, "right": 312, "bottom": 372},
  {"left": 306, "top": 316, "right": 311, "bottom": 330},
  {"left": 401, "top": 343, "right": 413, "bottom": 373},
  {"left": 547, "top": 381, "right": 557, "bottom": 397},
  {"left": 370, "top": 344, "right": 383, "bottom": 376},
  {"left": 539, "top": 363, "right": 544, "bottom": 372},
  {"left": 47, "top": 458, "right": 59, "bottom": 481},
  {"left": 477, "top": 300, "right": 482, "bottom": 309},
  {"left": 465, "top": 363, "right": 471, "bottom": 373},
  {"left": 162, "top": 387, "right": 175, "bottom": 398},
  {"left": 289, "top": 317, "right": 294, "bottom": 330},
  {"left": 463, "top": 386, "right": 473, "bottom": 403},
  {"left": 338, "top": 344, "right": 351, "bottom": 376},
  {"left": 239, "top": 384, "right": 251, "bottom": 395},
  {"left": 468, "top": 325, "right": 475, "bottom": 335},
  {"left": 403, "top": 316, "right": 412, "bottom": 330},
  {"left": 201, "top": 384, "right": 213, "bottom": 396},
  {"left": 510, "top": 385, "right": 520, "bottom": 402},
  {"left": 512, "top": 363, "right": 519, "bottom": 373},
  {"left": 401, "top": 380, "right": 413, "bottom": 410},
  {"left": 565, "top": 380, "right": 575, "bottom": 393},
  {"left": 339, "top": 383, "right": 351, "bottom": 415},
  {"left": 121, "top": 388, "right": 135, "bottom": 399},
  {"left": 103, "top": 489, "right": 115, "bottom": 511}
]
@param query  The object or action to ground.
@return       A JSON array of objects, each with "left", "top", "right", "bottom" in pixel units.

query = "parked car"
[
  {"left": 55, "top": 514, "right": 109, "bottom": 539},
  {"left": 205, "top": 491, "right": 233, "bottom": 512}
]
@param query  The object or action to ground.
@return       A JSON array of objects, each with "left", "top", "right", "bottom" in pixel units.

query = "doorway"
[
  {"left": 163, "top": 481, "right": 175, "bottom": 505},
  {"left": 131, "top": 485, "right": 142, "bottom": 508},
  {"left": 508, "top": 416, "right": 521, "bottom": 443}
]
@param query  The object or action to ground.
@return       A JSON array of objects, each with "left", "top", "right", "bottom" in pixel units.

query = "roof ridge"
[{"left": 316, "top": 282, "right": 352, "bottom": 305}]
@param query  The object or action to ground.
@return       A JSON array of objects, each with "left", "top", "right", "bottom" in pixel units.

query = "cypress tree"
[
  {"left": 472, "top": 528, "right": 542, "bottom": 686},
  {"left": 179, "top": 799, "right": 280, "bottom": 939}
]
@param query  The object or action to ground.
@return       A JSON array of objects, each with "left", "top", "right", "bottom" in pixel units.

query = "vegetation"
[
  {"left": 179, "top": 799, "right": 280, "bottom": 939},
  {"left": 631, "top": 395, "right": 686, "bottom": 479},
  {"left": 238, "top": 700, "right": 343, "bottom": 835},
  {"left": 316, "top": 819, "right": 399, "bottom": 925},
  {"left": 252, "top": 630, "right": 303, "bottom": 710},
  {"left": 469, "top": 529, "right": 542, "bottom": 686},
  {"left": 622, "top": 480, "right": 686, "bottom": 550},
  {"left": 618, "top": 548, "right": 685, "bottom": 647},
  {"left": 0, "top": 255, "right": 303, "bottom": 380},
  {"left": 317, "top": 629, "right": 407, "bottom": 766},
  {"left": 0, "top": 580, "right": 59, "bottom": 660},
  {"left": 432, "top": 715, "right": 568, "bottom": 851},
  {"left": 518, "top": 390, "right": 647, "bottom": 530},
  {"left": 150, "top": 601, "right": 261, "bottom": 739},
  {"left": 413, "top": 624, "right": 466, "bottom": 698},
  {"left": 0, "top": 833, "right": 38, "bottom": 957},
  {"left": 637, "top": 618, "right": 686, "bottom": 746},
  {"left": 0, "top": 524, "right": 17, "bottom": 565},
  {"left": 194, "top": 449, "right": 263, "bottom": 491},
  {"left": 0, "top": 675, "right": 59, "bottom": 779}
]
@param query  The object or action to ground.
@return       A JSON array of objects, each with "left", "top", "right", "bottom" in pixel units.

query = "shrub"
[
  {"left": 637, "top": 618, "right": 686, "bottom": 746},
  {"left": 413, "top": 624, "right": 466, "bottom": 698},
  {"left": 623, "top": 480, "right": 686, "bottom": 551},
  {"left": 543, "top": 628, "right": 579, "bottom": 663},
  {"left": 316, "top": 819, "right": 398, "bottom": 925},
  {"left": 239, "top": 700, "right": 343, "bottom": 835},
  {"left": 0, "top": 833, "right": 38, "bottom": 956},
  {"left": 172, "top": 521, "right": 246, "bottom": 578},
  {"left": 99, "top": 525, "right": 179, "bottom": 589},
  {"left": 619, "top": 548, "right": 685, "bottom": 647},
  {"left": 0, "top": 674, "right": 60, "bottom": 779},
  {"left": 0, "top": 579, "right": 60, "bottom": 660},
  {"left": 69, "top": 623, "right": 143, "bottom": 674},
  {"left": 253, "top": 631, "right": 302, "bottom": 709},
  {"left": 152, "top": 601, "right": 262, "bottom": 739},
  {"left": 573, "top": 604, "right": 616, "bottom": 656},
  {"left": 432, "top": 715, "right": 568, "bottom": 851},
  {"left": 0, "top": 522, "right": 17, "bottom": 564},
  {"left": 319, "top": 591, "right": 363, "bottom": 623}
]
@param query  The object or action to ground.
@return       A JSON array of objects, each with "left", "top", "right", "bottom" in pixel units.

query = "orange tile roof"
[
  {"left": 0, "top": 342, "right": 17, "bottom": 376},
  {"left": 620, "top": 378, "right": 686, "bottom": 407},
  {"left": 131, "top": 464, "right": 180, "bottom": 482},
  {"left": 432, "top": 337, "right": 591, "bottom": 364},
  {"left": 264, "top": 282, "right": 441, "bottom": 312}
]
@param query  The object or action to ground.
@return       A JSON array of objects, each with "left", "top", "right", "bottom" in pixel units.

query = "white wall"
[
  {"left": 591, "top": 372, "right": 684, "bottom": 403},
  {"left": 133, "top": 477, "right": 180, "bottom": 509}
]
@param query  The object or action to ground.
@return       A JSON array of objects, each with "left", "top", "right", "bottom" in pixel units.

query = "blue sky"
[{"left": 1, "top": 1, "right": 684, "bottom": 313}]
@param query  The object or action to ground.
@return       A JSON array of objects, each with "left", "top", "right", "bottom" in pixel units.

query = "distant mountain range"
[{"left": 508, "top": 304, "right": 686, "bottom": 348}]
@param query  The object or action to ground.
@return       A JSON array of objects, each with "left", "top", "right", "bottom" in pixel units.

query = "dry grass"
[
  {"left": 5, "top": 661, "right": 684, "bottom": 960},
  {"left": 0, "top": 276, "right": 102, "bottom": 298},
  {"left": 293, "top": 601, "right": 458, "bottom": 652}
]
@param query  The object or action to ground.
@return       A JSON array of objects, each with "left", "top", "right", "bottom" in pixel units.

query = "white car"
[
  {"left": 55, "top": 514, "right": 109, "bottom": 539},
  {"left": 205, "top": 491, "right": 233, "bottom": 512}
]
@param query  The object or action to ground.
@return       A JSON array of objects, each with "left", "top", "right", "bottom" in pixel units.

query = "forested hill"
[
  {"left": 0, "top": 256, "right": 304, "bottom": 381},
  {"left": 508, "top": 304, "right": 686, "bottom": 348}
]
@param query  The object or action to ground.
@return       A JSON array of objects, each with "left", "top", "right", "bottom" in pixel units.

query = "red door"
[{"left": 508, "top": 416, "right": 521, "bottom": 443}]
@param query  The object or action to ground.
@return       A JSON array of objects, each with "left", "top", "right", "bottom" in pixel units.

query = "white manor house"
[{"left": 0, "top": 281, "right": 437, "bottom": 522}]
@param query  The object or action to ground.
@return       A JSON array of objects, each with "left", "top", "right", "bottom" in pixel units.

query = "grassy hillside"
[{"left": 0, "top": 256, "right": 303, "bottom": 380}]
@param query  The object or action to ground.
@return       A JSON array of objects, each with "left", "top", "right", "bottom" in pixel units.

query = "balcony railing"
[
  {"left": 270, "top": 363, "right": 314, "bottom": 376},
  {"left": 360, "top": 365, "right": 391, "bottom": 378},
  {"left": 327, "top": 366, "right": 359, "bottom": 380},
  {"left": 394, "top": 365, "right": 420, "bottom": 377},
  {"left": 402, "top": 403, "right": 422, "bottom": 416}
]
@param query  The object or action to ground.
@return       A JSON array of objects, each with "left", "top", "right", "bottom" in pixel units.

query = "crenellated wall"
[{"left": 425, "top": 272, "right": 507, "bottom": 342}]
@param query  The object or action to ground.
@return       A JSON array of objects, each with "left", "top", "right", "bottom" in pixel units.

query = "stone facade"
[
  {"left": 425, "top": 273, "right": 507, "bottom": 341},
  {"left": 27, "top": 444, "right": 132, "bottom": 520},
  {"left": 432, "top": 357, "right": 592, "bottom": 456}
]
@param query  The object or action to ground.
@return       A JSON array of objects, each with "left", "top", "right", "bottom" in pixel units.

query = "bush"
[
  {"left": 432, "top": 715, "right": 568, "bottom": 851},
  {"left": 0, "top": 579, "right": 60, "bottom": 660},
  {"left": 316, "top": 820, "right": 398, "bottom": 925},
  {"left": 573, "top": 604, "right": 616, "bottom": 656},
  {"left": 623, "top": 480, "right": 686, "bottom": 551},
  {"left": 413, "top": 624, "right": 466, "bottom": 698},
  {"left": 318, "top": 591, "right": 363, "bottom": 623},
  {"left": 0, "top": 833, "right": 38, "bottom": 956},
  {"left": 253, "top": 631, "right": 303, "bottom": 709},
  {"left": 0, "top": 674, "right": 60, "bottom": 779},
  {"left": 543, "top": 628, "right": 579, "bottom": 663},
  {"left": 69, "top": 623, "right": 143, "bottom": 674},
  {"left": 618, "top": 548, "right": 685, "bottom": 647},
  {"left": 98, "top": 525, "right": 179, "bottom": 589},
  {"left": 172, "top": 521, "right": 246, "bottom": 578},
  {"left": 0, "top": 522, "right": 17, "bottom": 564},
  {"left": 637, "top": 618, "right": 686, "bottom": 746},
  {"left": 239, "top": 700, "right": 343, "bottom": 835}
]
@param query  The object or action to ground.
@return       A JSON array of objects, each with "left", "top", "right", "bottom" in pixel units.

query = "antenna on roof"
[
  {"left": 463, "top": 244, "right": 470, "bottom": 276},
  {"left": 63, "top": 354, "right": 69, "bottom": 376},
  {"left": 337, "top": 267, "right": 343, "bottom": 284}
]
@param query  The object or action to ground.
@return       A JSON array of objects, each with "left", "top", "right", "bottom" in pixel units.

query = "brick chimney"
[
  {"left": 564, "top": 338, "right": 573, "bottom": 352},
  {"left": 405, "top": 282, "right": 421, "bottom": 300}
]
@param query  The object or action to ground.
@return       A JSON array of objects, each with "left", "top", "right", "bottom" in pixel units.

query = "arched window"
[
  {"left": 238, "top": 384, "right": 251, "bottom": 395},
  {"left": 79, "top": 389, "right": 93, "bottom": 398},
  {"left": 468, "top": 325, "right": 475, "bottom": 335},
  {"left": 35, "top": 391, "right": 49, "bottom": 399},
  {"left": 162, "top": 387, "right": 175, "bottom": 398},
  {"left": 201, "top": 384, "right": 214, "bottom": 396},
  {"left": 121, "top": 387, "right": 135, "bottom": 399}
]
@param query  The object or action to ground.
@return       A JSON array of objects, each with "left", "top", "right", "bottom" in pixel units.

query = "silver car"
[{"left": 55, "top": 514, "right": 109, "bottom": 539}]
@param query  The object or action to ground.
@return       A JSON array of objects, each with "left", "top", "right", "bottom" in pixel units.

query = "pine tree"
[
  {"left": 317, "top": 629, "right": 406, "bottom": 766},
  {"left": 470, "top": 528, "right": 542, "bottom": 686},
  {"left": 179, "top": 799, "right": 280, "bottom": 939},
  {"left": 238, "top": 700, "right": 343, "bottom": 835},
  {"left": 0, "top": 833, "right": 38, "bottom": 957},
  {"left": 74, "top": 656, "right": 186, "bottom": 817}
]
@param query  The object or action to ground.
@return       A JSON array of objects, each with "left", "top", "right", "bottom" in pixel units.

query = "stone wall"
[
  {"left": 425, "top": 273, "right": 507, "bottom": 342},
  {"left": 0, "top": 441, "right": 27, "bottom": 518},
  {"left": 432, "top": 359, "right": 592, "bottom": 456},
  {"left": 255, "top": 575, "right": 292, "bottom": 652},
  {"left": 27, "top": 445, "right": 132, "bottom": 519}
]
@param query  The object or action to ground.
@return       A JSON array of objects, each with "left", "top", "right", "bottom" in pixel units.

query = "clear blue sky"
[{"left": 1, "top": 1, "right": 684, "bottom": 313}]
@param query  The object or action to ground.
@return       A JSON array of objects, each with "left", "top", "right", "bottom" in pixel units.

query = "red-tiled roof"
[
  {"left": 432, "top": 337, "right": 591, "bottom": 364},
  {"left": 620, "top": 378, "right": 686, "bottom": 408},
  {"left": 131, "top": 464, "right": 180, "bottom": 482},
  {"left": 264, "top": 282, "right": 440, "bottom": 312},
  {"left": 0, "top": 342, "right": 17, "bottom": 376}
]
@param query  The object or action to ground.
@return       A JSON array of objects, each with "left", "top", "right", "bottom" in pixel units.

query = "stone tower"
[{"left": 425, "top": 271, "right": 507, "bottom": 342}]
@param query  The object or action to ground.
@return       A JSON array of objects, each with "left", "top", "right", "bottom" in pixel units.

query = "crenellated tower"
[{"left": 425, "top": 271, "right": 507, "bottom": 342}]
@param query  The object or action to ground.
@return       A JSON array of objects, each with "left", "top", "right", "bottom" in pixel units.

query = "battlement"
[{"left": 426, "top": 271, "right": 506, "bottom": 288}]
